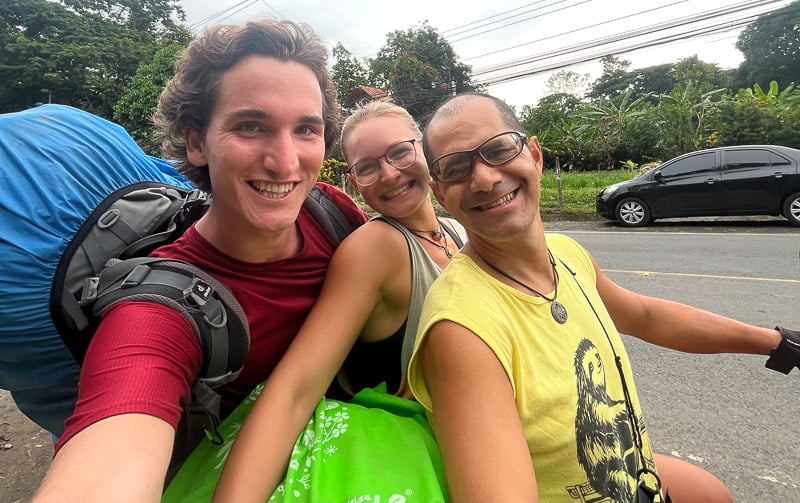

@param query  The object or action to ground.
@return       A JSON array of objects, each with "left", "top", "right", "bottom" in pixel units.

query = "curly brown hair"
[{"left": 153, "top": 20, "right": 341, "bottom": 191}]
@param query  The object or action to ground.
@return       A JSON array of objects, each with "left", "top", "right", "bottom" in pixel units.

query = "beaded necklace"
[{"left": 409, "top": 219, "right": 453, "bottom": 258}]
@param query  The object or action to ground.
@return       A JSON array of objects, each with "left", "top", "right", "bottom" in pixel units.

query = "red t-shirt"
[{"left": 57, "top": 184, "right": 367, "bottom": 451}]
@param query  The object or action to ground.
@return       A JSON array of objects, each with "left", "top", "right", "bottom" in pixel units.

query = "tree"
[
  {"left": 629, "top": 63, "right": 675, "bottom": 100},
  {"left": 581, "top": 89, "right": 650, "bottom": 167},
  {"left": 60, "top": 0, "right": 187, "bottom": 36},
  {"left": 0, "top": 0, "right": 190, "bottom": 115},
  {"left": 616, "top": 109, "right": 665, "bottom": 164},
  {"left": 653, "top": 81, "right": 725, "bottom": 157},
  {"left": 537, "top": 93, "right": 584, "bottom": 113},
  {"left": 672, "top": 56, "right": 731, "bottom": 93},
  {"left": 114, "top": 43, "right": 184, "bottom": 154},
  {"left": 735, "top": 1, "right": 800, "bottom": 90},
  {"left": 719, "top": 81, "right": 800, "bottom": 149},
  {"left": 587, "top": 56, "right": 633, "bottom": 101},
  {"left": 368, "top": 22, "right": 480, "bottom": 121},
  {"left": 520, "top": 102, "right": 564, "bottom": 137},
  {"left": 544, "top": 70, "right": 590, "bottom": 99},
  {"left": 331, "top": 43, "right": 371, "bottom": 105}
]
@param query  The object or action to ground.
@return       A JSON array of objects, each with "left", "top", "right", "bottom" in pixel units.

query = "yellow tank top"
[{"left": 409, "top": 233, "right": 659, "bottom": 502}]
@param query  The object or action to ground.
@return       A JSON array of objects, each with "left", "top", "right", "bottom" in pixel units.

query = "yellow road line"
[{"left": 603, "top": 269, "right": 800, "bottom": 284}]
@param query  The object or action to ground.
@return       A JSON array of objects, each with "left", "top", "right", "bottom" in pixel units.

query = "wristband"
[{"left": 765, "top": 326, "right": 800, "bottom": 374}]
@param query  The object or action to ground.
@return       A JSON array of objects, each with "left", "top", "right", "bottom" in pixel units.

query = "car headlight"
[{"left": 600, "top": 185, "right": 620, "bottom": 199}]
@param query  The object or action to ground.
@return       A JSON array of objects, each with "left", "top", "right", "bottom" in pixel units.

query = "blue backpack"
[{"left": 0, "top": 105, "right": 352, "bottom": 475}]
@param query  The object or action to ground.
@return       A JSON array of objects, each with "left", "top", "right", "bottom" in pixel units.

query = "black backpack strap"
[
  {"left": 303, "top": 186, "right": 353, "bottom": 244},
  {"left": 81, "top": 257, "right": 250, "bottom": 478},
  {"left": 167, "top": 380, "right": 224, "bottom": 484},
  {"left": 83, "top": 257, "right": 249, "bottom": 384}
]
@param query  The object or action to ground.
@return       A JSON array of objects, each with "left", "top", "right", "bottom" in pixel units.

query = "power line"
[
  {"left": 475, "top": 16, "right": 760, "bottom": 87},
  {"left": 462, "top": 0, "right": 690, "bottom": 62},
  {"left": 472, "top": 0, "right": 780, "bottom": 75},
  {"left": 470, "top": 0, "right": 785, "bottom": 79},
  {"left": 444, "top": 0, "right": 588, "bottom": 40},
  {"left": 450, "top": 0, "right": 593, "bottom": 43},
  {"left": 439, "top": 1, "right": 552, "bottom": 35},
  {"left": 187, "top": 0, "right": 260, "bottom": 31},
  {"left": 351, "top": 1, "right": 774, "bottom": 110},
  {"left": 180, "top": 0, "right": 790, "bottom": 107},
  {"left": 257, "top": 0, "right": 285, "bottom": 19}
]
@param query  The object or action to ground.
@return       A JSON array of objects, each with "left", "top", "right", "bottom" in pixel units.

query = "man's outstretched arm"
[{"left": 33, "top": 414, "right": 174, "bottom": 503}]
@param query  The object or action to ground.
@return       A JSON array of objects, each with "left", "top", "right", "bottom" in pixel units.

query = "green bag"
[{"left": 163, "top": 384, "right": 448, "bottom": 502}]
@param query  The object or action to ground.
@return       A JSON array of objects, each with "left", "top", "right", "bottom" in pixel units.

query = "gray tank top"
[{"left": 338, "top": 215, "right": 467, "bottom": 396}]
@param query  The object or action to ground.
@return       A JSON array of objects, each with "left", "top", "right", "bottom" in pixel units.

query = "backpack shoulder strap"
[
  {"left": 303, "top": 185, "right": 353, "bottom": 244},
  {"left": 84, "top": 257, "right": 249, "bottom": 384},
  {"left": 82, "top": 257, "right": 250, "bottom": 480}
]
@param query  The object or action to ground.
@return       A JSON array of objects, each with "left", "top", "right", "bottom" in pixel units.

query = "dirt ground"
[{"left": 0, "top": 390, "right": 52, "bottom": 503}]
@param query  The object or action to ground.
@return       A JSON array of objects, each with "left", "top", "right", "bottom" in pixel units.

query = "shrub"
[{"left": 320, "top": 158, "right": 348, "bottom": 187}]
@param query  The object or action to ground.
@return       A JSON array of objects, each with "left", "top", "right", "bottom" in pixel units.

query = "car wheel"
[
  {"left": 783, "top": 192, "right": 800, "bottom": 226},
  {"left": 615, "top": 198, "right": 651, "bottom": 227}
]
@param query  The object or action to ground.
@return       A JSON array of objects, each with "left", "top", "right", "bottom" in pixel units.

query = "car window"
[
  {"left": 724, "top": 149, "right": 771, "bottom": 170},
  {"left": 660, "top": 151, "right": 715, "bottom": 177},
  {"left": 769, "top": 151, "right": 791, "bottom": 166}
]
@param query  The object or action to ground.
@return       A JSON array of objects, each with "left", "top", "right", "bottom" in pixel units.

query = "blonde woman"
[{"left": 202, "top": 101, "right": 466, "bottom": 502}]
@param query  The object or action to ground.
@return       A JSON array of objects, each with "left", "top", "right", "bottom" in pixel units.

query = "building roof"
[{"left": 344, "top": 85, "right": 389, "bottom": 108}]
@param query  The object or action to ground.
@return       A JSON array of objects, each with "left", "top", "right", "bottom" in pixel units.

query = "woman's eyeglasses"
[
  {"left": 429, "top": 131, "right": 526, "bottom": 183},
  {"left": 347, "top": 139, "right": 417, "bottom": 187}
]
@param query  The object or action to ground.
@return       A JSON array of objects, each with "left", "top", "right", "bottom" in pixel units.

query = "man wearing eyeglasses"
[{"left": 407, "top": 92, "right": 797, "bottom": 503}]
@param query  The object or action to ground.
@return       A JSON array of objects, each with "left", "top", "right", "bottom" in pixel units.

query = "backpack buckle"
[
  {"left": 79, "top": 277, "right": 100, "bottom": 306},
  {"left": 185, "top": 189, "right": 210, "bottom": 204},
  {"left": 121, "top": 263, "right": 152, "bottom": 288},
  {"left": 183, "top": 190, "right": 211, "bottom": 214},
  {"left": 186, "top": 278, "right": 213, "bottom": 306}
]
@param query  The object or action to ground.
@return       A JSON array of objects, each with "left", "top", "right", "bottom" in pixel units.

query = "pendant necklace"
[
  {"left": 478, "top": 249, "right": 568, "bottom": 324},
  {"left": 409, "top": 219, "right": 453, "bottom": 258}
]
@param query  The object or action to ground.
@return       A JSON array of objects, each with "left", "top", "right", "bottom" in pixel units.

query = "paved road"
[{"left": 547, "top": 218, "right": 800, "bottom": 502}]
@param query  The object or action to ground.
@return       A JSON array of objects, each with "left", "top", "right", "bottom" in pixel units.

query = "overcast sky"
[{"left": 177, "top": 0, "right": 793, "bottom": 108}]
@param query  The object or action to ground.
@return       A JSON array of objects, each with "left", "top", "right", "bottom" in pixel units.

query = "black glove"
[{"left": 765, "top": 326, "right": 800, "bottom": 374}]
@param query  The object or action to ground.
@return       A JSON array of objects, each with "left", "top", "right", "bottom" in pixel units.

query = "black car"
[{"left": 596, "top": 145, "right": 800, "bottom": 227}]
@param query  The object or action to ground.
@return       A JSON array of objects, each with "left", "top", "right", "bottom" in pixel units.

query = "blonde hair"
[{"left": 340, "top": 101, "right": 421, "bottom": 164}]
